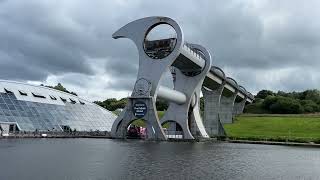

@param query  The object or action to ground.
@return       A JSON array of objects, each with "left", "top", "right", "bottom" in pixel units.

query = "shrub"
[
  {"left": 268, "top": 96, "right": 303, "bottom": 114},
  {"left": 244, "top": 102, "right": 270, "bottom": 114},
  {"left": 300, "top": 100, "right": 319, "bottom": 113},
  {"left": 262, "top": 95, "right": 277, "bottom": 109}
]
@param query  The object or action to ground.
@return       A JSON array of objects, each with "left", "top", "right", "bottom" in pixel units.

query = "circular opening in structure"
[
  {"left": 143, "top": 23, "right": 177, "bottom": 59},
  {"left": 126, "top": 119, "right": 147, "bottom": 139}
]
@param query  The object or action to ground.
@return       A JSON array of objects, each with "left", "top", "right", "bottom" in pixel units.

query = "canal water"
[{"left": 0, "top": 139, "right": 319, "bottom": 180}]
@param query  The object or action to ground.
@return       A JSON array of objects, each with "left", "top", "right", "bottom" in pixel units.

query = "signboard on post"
[{"left": 133, "top": 101, "right": 147, "bottom": 118}]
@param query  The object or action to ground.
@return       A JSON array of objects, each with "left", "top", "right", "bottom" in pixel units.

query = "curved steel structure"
[
  {"left": 160, "top": 43, "right": 212, "bottom": 139},
  {"left": 111, "top": 16, "right": 254, "bottom": 140}
]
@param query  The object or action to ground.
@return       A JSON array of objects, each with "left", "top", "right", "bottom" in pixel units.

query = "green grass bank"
[{"left": 224, "top": 114, "right": 320, "bottom": 143}]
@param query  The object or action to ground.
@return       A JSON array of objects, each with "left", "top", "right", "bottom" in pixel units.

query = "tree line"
[
  {"left": 245, "top": 89, "right": 320, "bottom": 114},
  {"left": 94, "top": 98, "right": 170, "bottom": 112},
  {"left": 49, "top": 83, "right": 319, "bottom": 114}
]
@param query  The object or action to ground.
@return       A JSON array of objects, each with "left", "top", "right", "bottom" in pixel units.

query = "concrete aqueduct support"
[
  {"left": 201, "top": 67, "right": 226, "bottom": 137},
  {"left": 219, "top": 77, "right": 239, "bottom": 124},
  {"left": 233, "top": 86, "right": 248, "bottom": 116}
]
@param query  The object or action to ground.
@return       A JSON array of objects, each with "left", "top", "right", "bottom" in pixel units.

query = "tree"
[
  {"left": 300, "top": 100, "right": 319, "bottom": 113},
  {"left": 268, "top": 96, "right": 303, "bottom": 114},
  {"left": 302, "top": 89, "right": 320, "bottom": 104},
  {"left": 262, "top": 95, "right": 277, "bottom": 109},
  {"left": 156, "top": 99, "right": 168, "bottom": 111},
  {"left": 94, "top": 98, "right": 127, "bottom": 111},
  {"left": 276, "top": 91, "right": 288, "bottom": 97},
  {"left": 246, "top": 89, "right": 320, "bottom": 114},
  {"left": 45, "top": 83, "right": 78, "bottom": 96},
  {"left": 256, "top": 90, "right": 274, "bottom": 99},
  {"left": 53, "top": 83, "right": 68, "bottom": 92},
  {"left": 244, "top": 101, "right": 270, "bottom": 114}
]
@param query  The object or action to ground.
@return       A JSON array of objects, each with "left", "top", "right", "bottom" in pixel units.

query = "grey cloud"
[
  {"left": 105, "top": 57, "right": 138, "bottom": 78},
  {"left": 1, "top": 0, "right": 320, "bottom": 100},
  {"left": 106, "top": 77, "right": 136, "bottom": 92}
]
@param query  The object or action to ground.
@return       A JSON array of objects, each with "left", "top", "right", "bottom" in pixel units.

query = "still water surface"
[{"left": 0, "top": 138, "right": 320, "bottom": 180}]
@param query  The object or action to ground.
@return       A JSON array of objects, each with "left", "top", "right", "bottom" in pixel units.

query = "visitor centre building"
[{"left": 0, "top": 80, "right": 117, "bottom": 134}]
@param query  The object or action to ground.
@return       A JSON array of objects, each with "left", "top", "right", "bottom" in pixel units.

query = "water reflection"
[{"left": 0, "top": 139, "right": 319, "bottom": 180}]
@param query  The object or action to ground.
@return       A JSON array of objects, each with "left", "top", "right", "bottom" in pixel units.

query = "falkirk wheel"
[{"left": 111, "top": 16, "right": 254, "bottom": 140}]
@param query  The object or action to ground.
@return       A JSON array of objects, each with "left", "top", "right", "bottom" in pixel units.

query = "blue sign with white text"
[{"left": 133, "top": 101, "right": 147, "bottom": 118}]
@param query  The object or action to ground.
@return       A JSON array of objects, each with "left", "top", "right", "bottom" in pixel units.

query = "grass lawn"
[{"left": 224, "top": 114, "right": 320, "bottom": 143}]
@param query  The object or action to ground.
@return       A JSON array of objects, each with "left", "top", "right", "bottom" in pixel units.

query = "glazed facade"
[{"left": 0, "top": 80, "right": 117, "bottom": 132}]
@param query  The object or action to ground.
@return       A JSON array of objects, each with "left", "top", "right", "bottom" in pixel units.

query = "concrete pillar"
[
  {"left": 233, "top": 98, "right": 246, "bottom": 116},
  {"left": 219, "top": 92, "right": 237, "bottom": 124},
  {"left": 202, "top": 86, "right": 226, "bottom": 137},
  {"left": 111, "top": 97, "right": 167, "bottom": 140}
]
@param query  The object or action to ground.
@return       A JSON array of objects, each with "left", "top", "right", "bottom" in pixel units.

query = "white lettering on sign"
[{"left": 133, "top": 101, "right": 147, "bottom": 118}]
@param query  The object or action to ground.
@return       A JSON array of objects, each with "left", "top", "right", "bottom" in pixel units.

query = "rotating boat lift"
[{"left": 111, "top": 16, "right": 254, "bottom": 140}]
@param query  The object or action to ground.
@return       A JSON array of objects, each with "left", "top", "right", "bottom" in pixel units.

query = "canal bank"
[
  {"left": 0, "top": 132, "right": 320, "bottom": 147},
  {"left": 167, "top": 138, "right": 320, "bottom": 147},
  {"left": 0, "top": 131, "right": 112, "bottom": 139},
  {"left": 227, "top": 139, "right": 320, "bottom": 147},
  {"left": 1, "top": 137, "right": 320, "bottom": 148}
]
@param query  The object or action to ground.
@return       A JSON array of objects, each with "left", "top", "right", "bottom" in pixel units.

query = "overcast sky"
[{"left": 1, "top": 0, "right": 320, "bottom": 101}]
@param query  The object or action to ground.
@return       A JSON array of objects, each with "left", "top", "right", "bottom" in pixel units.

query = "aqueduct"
[{"left": 111, "top": 16, "right": 254, "bottom": 140}]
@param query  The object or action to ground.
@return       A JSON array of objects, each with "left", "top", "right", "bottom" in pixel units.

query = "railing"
[
  {"left": 0, "top": 130, "right": 111, "bottom": 138},
  {"left": 183, "top": 43, "right": 204, "bottom": 62},
  {"left": 163, "top": 129, "right": 183, "bottom": 139}
]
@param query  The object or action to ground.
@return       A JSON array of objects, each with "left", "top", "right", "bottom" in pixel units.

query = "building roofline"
[
  {"left": 0, "top": 79, "right": 116, "bottom": 116},
  {"left": 0, "top": 79, "right": 85, "bottom": 100}
]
